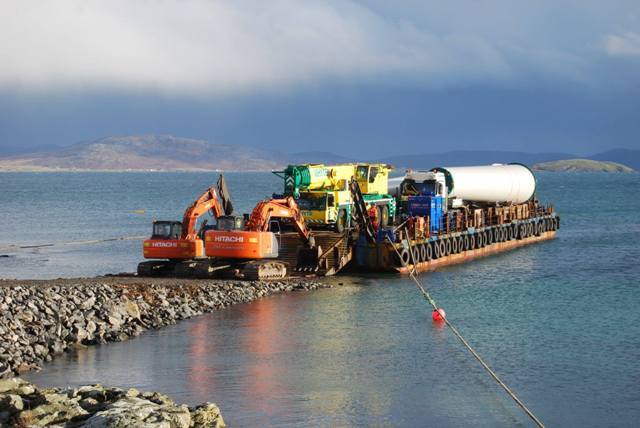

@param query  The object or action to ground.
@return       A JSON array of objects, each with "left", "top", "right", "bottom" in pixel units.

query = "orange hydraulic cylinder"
[
  {"left": 143, "top": 239, "right": 204, "bottom": 260},
  {"left": 204, "top": 230, "right": 278, "bottom": 259}
]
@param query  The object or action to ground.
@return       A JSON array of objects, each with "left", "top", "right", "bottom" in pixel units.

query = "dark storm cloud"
[
  {"left": 0, "top": 1, "right": 639, "bottom": 154},
  {"left": 2, "top": 0, "right": 639, "bottom": 92}
]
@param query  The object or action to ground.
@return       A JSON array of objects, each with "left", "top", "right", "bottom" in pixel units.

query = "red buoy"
[{"left": 432, "top": 308, "right": 446, "bottom": 321}]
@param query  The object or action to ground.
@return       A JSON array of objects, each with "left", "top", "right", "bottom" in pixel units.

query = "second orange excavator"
[{"left": 204, "top": 197, "right": 321, "bottom": 280}]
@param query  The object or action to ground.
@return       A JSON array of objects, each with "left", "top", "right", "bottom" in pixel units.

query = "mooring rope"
[
  {"left": 0, "top": 235, "right": 146, "bottom": 252},
  {"left": 386, "top": 236, "right": 545, "bottom": 427}
]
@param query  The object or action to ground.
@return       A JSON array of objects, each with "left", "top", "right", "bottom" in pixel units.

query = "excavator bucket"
[
  {"left": 295, "top": 245, "right": 322, "bottom": 272},
  {"left": 217, "top": 174, "right": 234, "bottom": 215}
]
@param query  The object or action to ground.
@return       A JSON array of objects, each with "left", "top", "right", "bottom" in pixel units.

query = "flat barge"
[
  {"left": 355, "top": 215, "right": 559, "bottom": 274},
  {"left": 139, "top": 163, "right": 560, "bottom": 280}
]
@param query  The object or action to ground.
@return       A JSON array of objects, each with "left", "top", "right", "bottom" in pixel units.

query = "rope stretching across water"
[
  {"left": 0, "top": 236, "right": 146, "bottom": 252},
  {"left": 386, "top": 236, "right": 545, "bottom": 428}
]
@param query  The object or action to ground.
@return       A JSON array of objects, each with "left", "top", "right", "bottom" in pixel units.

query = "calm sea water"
[{"left": 3, "top": 171, "right": 639, "bottom": 427}]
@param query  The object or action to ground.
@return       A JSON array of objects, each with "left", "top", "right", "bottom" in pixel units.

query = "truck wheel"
[
  {"left": 378, "top": 205, "right": 390, "bottom": 227},
  {"left": 336, "top": 208, "right": 347, "bottom": 233}
]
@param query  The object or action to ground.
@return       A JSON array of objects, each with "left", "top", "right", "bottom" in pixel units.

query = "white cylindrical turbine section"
[
  {"left": 387, "top": 176, "right": 404, "bottom": 196},
  {"left": 435, "top": 164, "right": 536, "bottom": 204}
]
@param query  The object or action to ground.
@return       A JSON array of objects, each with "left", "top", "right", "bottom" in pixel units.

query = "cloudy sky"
[{"left": 1, "top": 0, "right": 639, "bottom": 156}]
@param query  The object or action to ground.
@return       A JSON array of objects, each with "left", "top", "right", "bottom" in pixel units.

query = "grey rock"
[
  {"left": 190, "top": 403, "right": 226, "bottom": 427},
  {"left": 82, "top": 397, "right": 191, "bottom": 428},
  {"left": 0, "top": 393, "right": 23, "bottom": 413},
  {"left": 14, "top": 393, "right": 87, "bottom": 426}
]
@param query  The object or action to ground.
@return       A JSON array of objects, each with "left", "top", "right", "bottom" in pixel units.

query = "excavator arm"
[
  {"left": 182, "top": 175, "right": 229, "bottom": 240},
  {"left": 245, "top": 197, "right": 314, "bottom": 246}
]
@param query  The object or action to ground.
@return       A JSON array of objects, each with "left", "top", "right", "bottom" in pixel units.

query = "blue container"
[
  {"left": 408, "top": 195, "right": 443, "bottom": 233},
  {"left": 407, "top": 195, "right": 431, "bottom": 216}
]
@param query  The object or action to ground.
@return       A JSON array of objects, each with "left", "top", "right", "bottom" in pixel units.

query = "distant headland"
[
  {"left": 533, "top": 159, "right": 634, "bottom": 172},
  {"left": 0, "top": 134, "right": 637, "bottom": 172}
]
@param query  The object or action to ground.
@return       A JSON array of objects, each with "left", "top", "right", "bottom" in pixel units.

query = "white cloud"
[
  {"left": 0, "top": 0, "right": 631, "bottom": 94},
  {"left": 603, "top": 32, "right": 640, "bottom": 57}
]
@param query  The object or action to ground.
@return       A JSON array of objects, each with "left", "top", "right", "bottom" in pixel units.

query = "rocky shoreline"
[
  {"left": 0, "top": 276, "right": 331, "bottom": 377},
  {"left": 0, "top": 377, "right": 225, "bottom": 427}
]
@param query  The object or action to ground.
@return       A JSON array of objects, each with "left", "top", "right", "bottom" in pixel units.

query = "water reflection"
[
  {"left": 187, "top": 318, "right": 215, "bottom": 398},
  {"left": 23, "top": 263, "right": 640, "bottom": 427}
]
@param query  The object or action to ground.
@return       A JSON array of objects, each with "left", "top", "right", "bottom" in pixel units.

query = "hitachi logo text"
[
  {"left": 152, "top": 242, "right": 177, "bottom": 248},
  {"left": 214, "top": 236, "right": 244, "bottom": 243}
]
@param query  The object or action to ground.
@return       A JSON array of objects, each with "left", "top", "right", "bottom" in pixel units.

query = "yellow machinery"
[{"left": 273, "top": 163, "right": 395, "bottom": 232}]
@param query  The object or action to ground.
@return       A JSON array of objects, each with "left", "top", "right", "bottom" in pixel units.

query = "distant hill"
[
  {"left": 0, "top": 135, "right": 285, "bottom": 171},
  {"left": 1, "top": 135, "right": 637, "bottom": 172},
  {"left": 533, "top": 159, "right": 634, "bottom": 172}
]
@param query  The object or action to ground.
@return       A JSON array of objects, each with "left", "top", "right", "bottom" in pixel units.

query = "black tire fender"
[
  {"left": 418, "top": 244, "right": 427, "bottom": 262},
  {"left": 451, "top": 237, "right": 459, "bottom": 254},
  {"left": 397, "top": 247, "right": 410, "bottom": 266},
  {"left": 411, "top": 245, "right": 420, "bottom": 264},
  {"left": 432, "top": 241, "right": 441, "bottom": 259}
]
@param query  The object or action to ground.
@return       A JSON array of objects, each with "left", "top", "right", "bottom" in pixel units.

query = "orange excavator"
[
  {"left": 138, "top": 174, "right": 233, "bottom": 277},
  {"left": 204, "top": 196, "right": 321, "bottom": 280}
]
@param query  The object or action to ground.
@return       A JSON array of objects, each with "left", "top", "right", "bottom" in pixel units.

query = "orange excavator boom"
[
  {"left": 181, "top": 186, "right": 226, "bottom": 240},
  {"left": 204, "top": 196, "right": 318, "bottom": 264},
  {"left": 245, "top": 197, "right": 313, "bottom": 245}
]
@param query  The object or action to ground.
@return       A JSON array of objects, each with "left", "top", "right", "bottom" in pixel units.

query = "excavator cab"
[
  {"left": 215, "top": 215, "right": 245, "bottom": 231},
  {"left": 151, "top": 221, "right": 182, "bottom": 240}
]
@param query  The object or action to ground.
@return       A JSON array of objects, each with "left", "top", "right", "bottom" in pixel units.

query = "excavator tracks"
[
  {"left": 137, "top": 261, "right": 174, "bottom": 277},
  {"left": 241, "top": 261, "right": 288, "bottom": 281}
]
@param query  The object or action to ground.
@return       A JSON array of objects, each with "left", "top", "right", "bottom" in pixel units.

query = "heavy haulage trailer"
[
  {"left": 137, "top": 163, "right": 559, "bottom": 279},
  {"left": 354, "top": 163, "right": 560, "bottom": 273}
]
